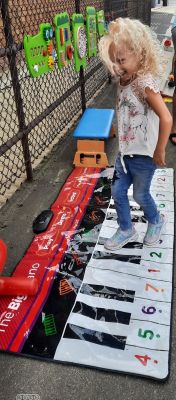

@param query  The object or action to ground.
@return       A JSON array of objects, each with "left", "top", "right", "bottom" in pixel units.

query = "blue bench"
[{"left": 73, "top": 108, "right": 115, "bottom": 167}]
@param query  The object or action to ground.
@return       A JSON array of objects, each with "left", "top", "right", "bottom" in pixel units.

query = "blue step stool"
[{"left": 73, "top": 108, "right": 115, "bottom": 167}]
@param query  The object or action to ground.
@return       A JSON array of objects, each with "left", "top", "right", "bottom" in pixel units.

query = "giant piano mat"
[{"left": 0, "top": 167, "right": 174, "bottom": 380}]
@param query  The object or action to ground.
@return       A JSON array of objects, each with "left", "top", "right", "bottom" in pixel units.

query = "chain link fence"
[{"left": 0, "top": 0, "right": 151, "bottom": 208}]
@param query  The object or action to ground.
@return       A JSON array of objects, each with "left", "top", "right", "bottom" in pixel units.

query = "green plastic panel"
[
  {"left": 54, "top": 12, "right": 73, "bottom": 70},
  {"left": 24, "top": 23, "right": 56, "bottom": 78},
  {"left": 86, "top": 7, "right": 97, "bottom": 58},
  {"left": 43, "top": 314, "right": 57, "bottom": 336},
  {"left": 96, "top": 10, "right": 106, "bottom": 37},
  {"left": 72, "top": 13, "right": 87, "bottom": 72}
]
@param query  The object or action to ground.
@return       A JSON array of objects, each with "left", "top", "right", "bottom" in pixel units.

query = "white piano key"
[
  {"left": 88, "top": 258, "right": 173, "bottom": 282},
  {"left": 126, "top": 319, "right": 170, "bottom": 350},
  {"left": 76, "top": 292, "right": 171, "bottom": 325},
  {"left": 142, "top": 247, "right": 173, "bottom": 265},
  {"left": 83, "top": 267, "right": 172, "bottom": 302},
  {"left": 54, "top": 339, "right": 169, "bottom": 380}
]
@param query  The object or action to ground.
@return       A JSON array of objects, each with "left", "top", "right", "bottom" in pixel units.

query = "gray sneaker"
[
  {"left": 104, "top": 226, "right": 138, "bottom": 251},
  {"left": 143, "top": 214, "right": 167, "bottom": 247}
]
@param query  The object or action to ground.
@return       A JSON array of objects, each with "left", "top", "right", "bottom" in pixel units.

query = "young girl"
[
  {"left": 98, "top": 18, "right": 172, "bottom": 250},
  {"left": 169, "top": 16, "right": 176, "bottom": 145}
]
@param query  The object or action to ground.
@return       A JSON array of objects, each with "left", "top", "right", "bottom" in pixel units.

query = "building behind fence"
[{"left": 0, "top": 0, "right": 151, "bottom": 208}]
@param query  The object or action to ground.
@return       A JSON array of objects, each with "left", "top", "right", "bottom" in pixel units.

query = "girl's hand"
[
  {"left": 169, "top": 73, "right": 174, "bottom": 81},
  {"left": 153, "top": 147, "right": 166, "bottom": 166}
]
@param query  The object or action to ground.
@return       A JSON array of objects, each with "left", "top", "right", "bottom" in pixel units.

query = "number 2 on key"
[{"left": 150, "top": 252, "right": 162, "bottom": 258}]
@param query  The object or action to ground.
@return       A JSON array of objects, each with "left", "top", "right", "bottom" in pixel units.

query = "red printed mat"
[{"left": 0, "top": 167, "right": 174, "bottom": 381}]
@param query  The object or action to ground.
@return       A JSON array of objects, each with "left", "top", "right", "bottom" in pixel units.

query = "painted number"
[
  {"left": 142, "top": 306, "right": 156, "bottom": 314},
  {"left": 135, "top": 354, "right": 158, "bottom": 366},
  {"left": 135, "top": 354, "right": 151, "bottom": 366},
  {"left": 158, "top": 203, "right": 165, "bottom": 208},
  {"left": 145, "top": 283, "right": 164, "bottom": 294},
  {"left": 148, "top": 268, "right": 160, "bottom": 272},
  {"left": 157, "top": 177, "right": 165, "bottom": 182},
  {"left": 138, "top": 329, "right": 154, "bottom": 340},
  {"left": 150, "top": 252, "right": 162, "bottom": 258},
  {"left": 145, "top": 283, "right": 158, "bottom": 292}
]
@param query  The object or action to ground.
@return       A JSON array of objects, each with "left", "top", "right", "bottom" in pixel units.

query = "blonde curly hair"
[{"left": 98, "top": 17, "right": 164, "bottom": 78}]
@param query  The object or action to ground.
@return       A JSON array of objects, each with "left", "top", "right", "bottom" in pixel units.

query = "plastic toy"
[
  {"left": 24, "top": 23, "right": 56, "bottom": 77},
  {"left": 72, "top": 13, "right": 87, "bottom": 72},
  {"left": 164, "top": 38, "right": 172, "bottom": 47},
  {"left": 0, "top": 239, "right": 7, "bottom": 274},
  {"left": 0, "top": 239, "right": 38, "bottom": 296},
  {"left": 73, "top": 108, "right": 115, "bottom": 167},
  {"left": 23, "top": 9, "right": 108, "bottom": 77},
  {"left": 96, "top": 10, "right": 106, "bottom": 37},
  {"left": 0, "top": 276, "right": 38, "bottom": 296},
  {"left": 86, "top": 6, "right": 97, "bottom": 58},
  {"left": 33, "top": 209, "right": 53, "bottom": 233},
  {"left": 54, "top": 12, "right": 73, "bottom": 70}
]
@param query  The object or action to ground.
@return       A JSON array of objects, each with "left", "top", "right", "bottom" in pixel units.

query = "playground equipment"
[
  {"left": 86, "top": 7, "right": 97, "bottom": 58},
  {"left": 72, "top": 13, "right": 87, "bottom": 72},
  {"left": 0, "top": 239, "right": 38, "bottom": 296},
  {"left": 54, "top": 12, "right": 73, "bottom": 70},
  {"left": 24, "top": 23, "right": 56, "bottom": 78},
  {"left": 73, "top": 108, "right": 115, "bottom": 167},
  {"left": 24, "top": 7, "right": 106, "bottom": 77}
]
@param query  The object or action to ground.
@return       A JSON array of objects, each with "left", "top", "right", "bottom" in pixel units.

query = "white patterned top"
[{"left": 117, "top": 73, "right": 160, "bottom": 158}]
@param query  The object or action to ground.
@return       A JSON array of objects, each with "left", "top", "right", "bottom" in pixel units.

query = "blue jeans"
[
  {"left": 171, "top": 27, "right": 176, "bottom": 87},
  {"left": 111, "top": 154, "right": 160, "bottom": 231}
]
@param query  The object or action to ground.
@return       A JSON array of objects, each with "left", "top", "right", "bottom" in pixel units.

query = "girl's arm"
[{"left": 146, "top": 88, "right": 173, "bottom": 166}]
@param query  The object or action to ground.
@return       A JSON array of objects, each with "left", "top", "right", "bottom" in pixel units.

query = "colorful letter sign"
[
  {"left": 96, "top": 10, "right": 106, "bottom": 37},
  {"left": 72, "top": 13, "right": 87, "bottom": 72},
  {"left": 86, "top": 7, "right": 97, "bottom": 58},
  {"left": 24, "top": 23, "right": 56, "bottom": 78},
  {"left": 24, "top": 9, "right": 106, "bottom": 77},
  {"left": 54, "top": 12, "right": 73, "bottom": 70}
]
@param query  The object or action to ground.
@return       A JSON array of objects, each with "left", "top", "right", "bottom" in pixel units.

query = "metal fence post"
[
  {"left": 1, "top": 0, "right": 33, "bottom": 180},
  {"left": 148, "top": 0, "right": 152, "bottom": 26}
]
